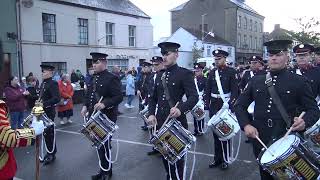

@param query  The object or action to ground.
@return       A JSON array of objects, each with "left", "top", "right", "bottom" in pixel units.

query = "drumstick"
[
  {"left": 92, "top": 96, "right": 104, "bottom": 115},
  {"left": 255, "top": 135, "right": 275, "bottom": 157},
  {"left": 159, "top": 102, "right": 180, "bottom": 130},
  {"left": 283, "top": 111, "right": 306, "bottom": 139}
]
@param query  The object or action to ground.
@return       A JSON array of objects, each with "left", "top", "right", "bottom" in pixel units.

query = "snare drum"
[
  {"left": 305, "top": 119, "right": 320, "bottom": 153},
  {"left": 149, "top": 119, "right": 196, "bottom": 164},
  {"left": 258, "top": 135, "right": 320, "bottom": 180},
  {"left": 208, "top": 108, "right": 240, "bottom": 141},
  {"left": 80, "top": 111, "right": 118, "bottom": 148},
  {"left": 191, "top": 99, "right": 206, "bottom": 121}
]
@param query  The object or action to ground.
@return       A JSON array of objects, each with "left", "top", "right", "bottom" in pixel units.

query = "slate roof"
[{"left": 43, "top": 0, "right": 150, "bottom": 18}]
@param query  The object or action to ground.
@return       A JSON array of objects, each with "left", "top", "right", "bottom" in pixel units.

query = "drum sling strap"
[{"left": 265, "top": 73, "right": 291, "bottom": 129}]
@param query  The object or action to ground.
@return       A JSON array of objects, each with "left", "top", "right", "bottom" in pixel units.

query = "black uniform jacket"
[
  {"left": 84, "top": 70, "right": 123, "bottom": 122},
  {"left": 148, "top": 64, "right": 198, "bottom": 129},
  {"left": 234, "top": 69, "right": 320, "bottom": 142}
]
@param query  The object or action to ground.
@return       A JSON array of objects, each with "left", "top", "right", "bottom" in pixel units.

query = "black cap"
[
  {"left": 142, "top": 61, "right": 152, "bottom": 67},
  {"left": 264, "top": 40, "right": 292, "bottom": 54},
  {"left": 194, "top": 63, "right": 204, "bottom": 69},
  {"left": 150, "top": 56, "right": 163, "bottom": 63},
  {"left": 40, "top": 64, "right": 55, "bottom": 71},
  {"left": 158, "top": 42, "right": 180, "bottom": 55},
  {"left": 293, "top": 44, "right": 314, "bottom": 55},
  {"left": 249, "top": 55, "right": 264, "bottom": 65},
  {"left": 212, "top": 49, "right": 229, "bottom": 57},
  {"left": 315, "top": 47, "right": 320, "bottom": 55},
  {"left": 90, "top": 52, "right": 108, "bottom": 63}
]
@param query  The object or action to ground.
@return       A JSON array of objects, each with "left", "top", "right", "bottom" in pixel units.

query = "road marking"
[{"left": 56, "top": 129, "right": 253, "bottom": 163}]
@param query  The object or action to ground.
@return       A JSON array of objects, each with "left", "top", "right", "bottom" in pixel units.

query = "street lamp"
[{"left": 201, "top": 14, "right": 207, "bottom": 41}]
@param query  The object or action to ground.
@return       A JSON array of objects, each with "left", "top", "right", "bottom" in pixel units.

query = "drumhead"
[{"left": 260, "top": 135, "right": 299, "bottom": 164}]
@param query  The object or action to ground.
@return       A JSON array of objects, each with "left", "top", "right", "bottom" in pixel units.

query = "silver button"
[
  {"left": 166, "top": 81, "right": 168, "bottom": 83},
  {"left": 274, "top": 76, "right": 277, "bottom": 78},
  {"left": 166, "top": 78, "right": 168, "bottom": 80},
  {"left": 162, "top": 98, "right": 165, "bottom": 100},
  {"left": 268, "top": 105, "right": 271, "bottom": 108},
  {"left": 172, "top": 83, "right": 175, "bottom": 85},
  {"left": 100, "top": 84, "right": 103, "bottom": 87},
  {"left": 163, "top": 95, "right": 165, "bottom": 97},
  {"left": 273, "top": 79, "right": 276, "bottom": 82},
  {"left": 270, "top": 98, "right": 272, "bottom": 100},
  {"left": 273, "top": 83, "right": 276, "bottom": 86},
  {"left": 267, "top": 110, "right": 270, "bottom": 113},
  {"left": 269, "top": 101, "right": 272, "bottom": 104}
]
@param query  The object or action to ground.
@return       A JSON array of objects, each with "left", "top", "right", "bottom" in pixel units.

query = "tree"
[
  {"left": 192, "top": 42, "right": 203, "bottom": 63},
  {"left": 289, "top": 17, "right": 320, "bottom": 45}
]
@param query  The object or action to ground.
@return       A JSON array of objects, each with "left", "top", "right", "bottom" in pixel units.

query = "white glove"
[{"left": 31, "top": 118, "right": 45, "bottom": 136}]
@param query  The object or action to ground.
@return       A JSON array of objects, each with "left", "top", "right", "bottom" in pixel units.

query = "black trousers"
[
  {"left": 97, "top": 139, "right": 112, "bottom": 172},
  {"left": 209, "top": 98, "right": 230, "bottom": 163},
  {"left": 193, "top": 118, "right": 204, "bottom": 133},
  {"left": 44, "top": 110, "right": 57, "bottom": 155},
  {"left": 162, "top": 157, "right": 185, "bottom": 180}
]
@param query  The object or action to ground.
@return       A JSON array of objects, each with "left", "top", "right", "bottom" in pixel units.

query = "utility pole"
[{"left": 201, "top": 14, "right": 207, "bottom": 41}]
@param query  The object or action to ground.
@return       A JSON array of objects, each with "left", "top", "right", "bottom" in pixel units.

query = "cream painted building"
[{"left": 19, "top": 0, "right": 153, "bottom": 78}]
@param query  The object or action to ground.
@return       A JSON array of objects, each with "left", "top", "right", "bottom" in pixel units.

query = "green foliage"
[{"left": 289, "top": 17, "right": 320, "bottom": 46}]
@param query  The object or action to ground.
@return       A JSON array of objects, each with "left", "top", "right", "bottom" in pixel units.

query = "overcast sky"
[{"left": 130, "top": 0, "right": 320, "bottom": 41}]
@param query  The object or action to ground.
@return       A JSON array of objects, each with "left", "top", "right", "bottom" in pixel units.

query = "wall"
[{"left": 20, "top": 0, "right": 153, "bottom": 79}]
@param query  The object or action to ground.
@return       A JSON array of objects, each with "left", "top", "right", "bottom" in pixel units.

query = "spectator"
[
  {"left": 53, "top": 72, "right": 61, "bottom": 82},
  {"left": 131, "top": 67, "right": 137, "bottom": 77},
  {"left": 112, "top": 66, "right": 125, "bottom": 80},
  {"left": 85, "top": 66, "right": 94, "bottom": 89},
  {"left": 20, "top": 77, "right": 27, "bottom": 90},
  {"left": 70, "top": 69, "right": 79, "bottom": 83},
  {"left": 26, "top": 76, "right": 39, "bottom": 110},
  {"left": 3, "top": 76, "right": 29, "bottom": 129},
  {"left": 125, "top": 71, "right": 135, "bottom": 108},
  {"left": 28, "top": 72, "right": 40, "bottom": 89},
  {"left": 76, "top": 69, "right": 85, "bottom": 88},
  {"left": 57, "top": 74, "right": 74, "bottom": 125}
]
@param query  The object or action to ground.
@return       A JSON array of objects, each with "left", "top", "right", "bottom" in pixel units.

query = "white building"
[
  {"left": 19, "top": 0, "right": 153, "bottom": 78},
  {"left": 152, "top": 27, "right": 235, "bottom": 69}
]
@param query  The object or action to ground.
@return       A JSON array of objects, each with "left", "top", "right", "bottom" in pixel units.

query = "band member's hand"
[
  {"left": 291, "top": 117, "right": 306, "bottom": 131},
  {"left": 23, "top": 91, "right": 30, "bottom": 96},
  {"left": 170, "top": 107, "right": 181, "bottom": 118},
  {"left": 137, "top": 90, "right": 141, "bottom": 97},
  {"left": 81, "top": 106, "right": 87, "bottom": 117},
  {"left": 147, "top": 115, "right": 157, "bottom": 126},
  {"left": 244, "top": 124, "right": 259, "bottom": 138},
  {"left": 94, "top": 103, "right": 105, "bottom": 111}
]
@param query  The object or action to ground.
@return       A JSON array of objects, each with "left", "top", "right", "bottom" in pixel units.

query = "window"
[
  {"left": 243, "top": 35, "right": 247, "bottom": 49},
  {"left": 107, "top": 59, "right": 129, "bottom": 71},
  {"left": 128, "top": 25, "right": 136, "bottom": 47},
  {"left": 237, "top": 33, "right": 241, "bottom": 48},
  {"left": 238, "top": 16, "right": 241, "bottom": 28},
  {"left": 106, "top": 22, "right": 115, "bottom": 46},
  {"left": 260, "top": 23, "right": 263, "bottom": 32},
  {"left": 199, "top": 24, "right": 208, "bottom": 32},
  {"left": 42, "top": 62, "right": 67, "bottom": 75},
  {"left": 244, "top": 17, "right": 247, "bottom": 29},
  {"left": 254, "top": 21, "right": 257, "bottom": 32},
  {"left": 42, "top": 13, "right": 56, "bottom": 43},
  {"left": 260, "top": 38, "right": 263, "bottom": 50},
  {"left": 249, "top": 35, "right": 252, "bottom": 49},
  {"left": 206, "top": 46, "right": 211, "bottom": 57},
  {"left": 78, "top": 18, "right": 88, "bottom": 45},
  {"left": 249, "top": 19, "right": 252, "bottom": 31}
]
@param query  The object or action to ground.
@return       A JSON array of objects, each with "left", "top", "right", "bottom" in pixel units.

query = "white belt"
[{"left": 211, "top": 93, "right": 231, "bottom": 98}]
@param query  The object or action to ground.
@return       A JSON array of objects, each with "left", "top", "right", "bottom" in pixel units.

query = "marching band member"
[
  {"left": 291, "top": 44, "right": 320, "bottom": 101},
  {"left": 136, "top": 61, "right": 154, "bottom": 130},
  {"left": 192, "top": 63, "right": 206, "bottom": 136},
  {"left": 39, "top": 64, "right": 60, "bottom": 165},
  {"left": 234, "top": 40, "right": 320, "bottom": 180},
  {"left": 81, "top": 52, "right": 123, "bottom": 180},
  {"left": 147, "top": 42, "right": 198, "bottom": 180},
  {"left": 205, "top": 49, "right": 239, "bottom": 170},
  {"left": 146, "top": 56, "right": 164, "bottom": 156},
  {"left": 0, "top": 99, "right": 45, "bottom": 179}
]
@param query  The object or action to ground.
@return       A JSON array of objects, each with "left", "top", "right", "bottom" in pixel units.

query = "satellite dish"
[{"left": 21, "top": 0, "right": 34, "bottom": 8}]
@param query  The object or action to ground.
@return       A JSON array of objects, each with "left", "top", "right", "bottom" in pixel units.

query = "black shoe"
[
  {"left": 43, "top": 154, "right": 56, "bottom": 165},
  {"left": 147, "top": 149, "right": 160, "bottom": 156},
  {"left": 209, "top": 160, "right": 222, "bottom": 168},
  {"left": 221, "top": 162, "right": 229, "bottom": 170},
  {"left": 245, "top": 139, "right": 251, "bottom": 143},
  {"left": 141, "top": 126, "right": 148, "bottom": 131},
  {"left": 91, "top": 170, "right": 112, "bottom": 180}
]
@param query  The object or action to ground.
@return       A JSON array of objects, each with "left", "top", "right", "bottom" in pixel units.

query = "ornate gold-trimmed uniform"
[{"left": 0, "top": 100, "right": 36, "bottom": 179}]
